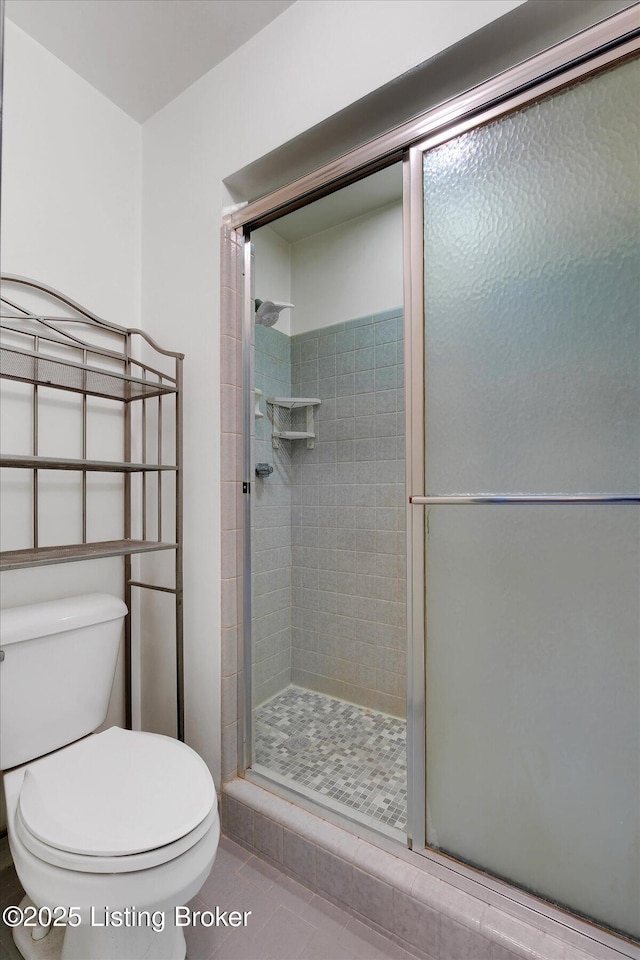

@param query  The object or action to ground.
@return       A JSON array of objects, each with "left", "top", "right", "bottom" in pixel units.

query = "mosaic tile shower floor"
[{"left": 254, "top": 686, "right": 407, "bottom": 832}]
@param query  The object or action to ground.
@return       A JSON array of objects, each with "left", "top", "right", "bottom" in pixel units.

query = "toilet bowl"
[{"left": 0, "top": 596, "right": 220, "bottom": 960}]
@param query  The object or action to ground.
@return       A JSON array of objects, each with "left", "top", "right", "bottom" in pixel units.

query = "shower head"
[{"left": 255, "top": 299, "right": 294, "bottom": 327}]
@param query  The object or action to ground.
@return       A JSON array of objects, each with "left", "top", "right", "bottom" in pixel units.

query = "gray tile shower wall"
[
  {"left": 253, "top": 324, "right": 294, "bottom": 705},
  {"left": 289, "top": 310, "right": 406, "bottom": 718}
]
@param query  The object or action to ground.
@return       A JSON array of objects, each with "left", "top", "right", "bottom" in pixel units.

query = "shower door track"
[{"left": 228, "top": 8, "right": 639, "bottom": 234}]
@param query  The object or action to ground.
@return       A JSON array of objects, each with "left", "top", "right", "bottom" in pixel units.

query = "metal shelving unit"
[{"left": 0, "top": 274, "right": 185, "bottom": 740}]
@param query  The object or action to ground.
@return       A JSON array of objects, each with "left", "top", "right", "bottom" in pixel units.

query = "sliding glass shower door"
[{"left": 414, "top": 55, "right": 639, "bottom": 939}]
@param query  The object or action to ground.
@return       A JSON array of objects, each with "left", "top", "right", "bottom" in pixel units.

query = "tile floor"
[
  {"left": 0, "top": 835, "right": 418, "bottom": 960},
  {"left": 0, "top": 842, "right": 24, "bottom": 960},
  {"left": 254, "top": 687, "right": 407, "bottom": 832}
]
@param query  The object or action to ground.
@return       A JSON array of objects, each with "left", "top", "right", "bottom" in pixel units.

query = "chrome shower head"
[{"left": 255, "top": 299, "right": 294, "bottom": 327}]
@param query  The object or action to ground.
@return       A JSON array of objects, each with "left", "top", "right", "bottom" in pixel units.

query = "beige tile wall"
[
  {"left": 222, "top": 779, "right": 632, "bottom": 960},
  {"left": 220, "top": 222, "right": 244, "bottom": 784}
]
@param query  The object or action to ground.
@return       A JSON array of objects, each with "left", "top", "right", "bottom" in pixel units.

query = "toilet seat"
[
  {"left": 12, "top": 726, "right": 217, "bottom": 873},
  {"left": 15, "top": 801, "right": 219, "bottom": 873}
]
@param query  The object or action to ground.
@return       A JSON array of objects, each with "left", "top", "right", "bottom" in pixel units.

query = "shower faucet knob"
[{"left": 255, "top": 463, "right": 274, "bottom": 478}]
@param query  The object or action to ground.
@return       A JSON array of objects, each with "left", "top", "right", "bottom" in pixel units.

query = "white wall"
[
  {"left": 253, "top": 227, "right": 292, "bottom": 335},
  {"left": 1, "top": 22, "right": 141, "bottom": 323},
  {"left": 141, "top": 0, "right": 524, "bottom": 783},
  {"left": 1, "top": 19, "right": 141, "bottom": 636},
  {"left": 290, "top": 201, "right": 403, "bottom": 335},
  {"left": 0, "top": 20, "right": 142, "bottom": 822},
  {"left": 253, "top": 200, "right": 403, "bottom": 338}
]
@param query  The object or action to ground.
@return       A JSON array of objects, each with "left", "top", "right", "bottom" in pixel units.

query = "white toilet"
[{"left": 0, "top": 594, "right": 220, "bottom": 960}]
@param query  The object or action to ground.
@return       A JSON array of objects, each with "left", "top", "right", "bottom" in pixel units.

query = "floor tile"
[
  {"left": 198, "top": 857, "right": 258, "bottom": 907},
  {"left": 300, "top": 894, "right": 351, "bottom": 936},
  {"left": 184, "top": 903, "right": 232, "bottom": 960},
  {"left": 345, "top": 918, "right": 419, "bottom": 960},
  {"left": 0, "top": 822, "right": 418, "bottom": 960},
  {"left": 302, "top": 928, "right": 364, "bottom": 960},
  {"left": 216, "top": 879, "right": 282, "bottom": 939},
  {"left": 0, "top": 866, "right": 24, "bottom": 912},
  {"left": 0, "top": 932, "right": 24, "bottom": 960},
  {"left": 269, "top": 874, "right": 315, "bottom": 915},
  {"left": 216, "top": 836, "right": 253, "bottom": 872},
  {"left": 249, "top": 905, "right": 316, "bottom": 960},
  {"left": 254, "top": 686, "right": 407, "bottom": 831},
  {"left": 212, "top": 927, "right": 274, "bottom": 960},
  {"left": 301, "top": 917, "right": 416, "bottom": 960},
  {"left": 236, "top": 854, "right": 282, "bottom": 889}
]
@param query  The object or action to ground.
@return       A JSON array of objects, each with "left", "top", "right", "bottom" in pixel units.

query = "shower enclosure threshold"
[{"left": 250, "top": 764, "right": 405, "bottom": 841}]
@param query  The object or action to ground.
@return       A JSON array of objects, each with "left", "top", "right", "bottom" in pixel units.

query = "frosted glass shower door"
[{"left": 420, "top": 56, "right": 639, "bottom": 938}]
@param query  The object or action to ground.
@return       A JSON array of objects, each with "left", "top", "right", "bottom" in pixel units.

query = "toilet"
[{"left": 0, "top": 594, "right": 220, "bottom": 960}]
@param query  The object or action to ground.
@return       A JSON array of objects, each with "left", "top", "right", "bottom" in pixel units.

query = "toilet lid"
[{"left": 18, "top": 727, "right": 216, "bottom": 857}]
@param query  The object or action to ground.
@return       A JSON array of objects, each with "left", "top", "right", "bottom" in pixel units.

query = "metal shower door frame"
[
  {"left": 233, "top": 6, "right": 640, "bottom": 881},
  {"left": 241, "top": 232, "right": 254, "bottom": 774}
]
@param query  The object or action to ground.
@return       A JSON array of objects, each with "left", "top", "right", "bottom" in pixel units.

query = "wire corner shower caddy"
[
  {"left": 0, "top": 274, "right": 185, "bottom": 740},
  {"left": 267, "top": 396, "right": 321, "bottom": 448}
]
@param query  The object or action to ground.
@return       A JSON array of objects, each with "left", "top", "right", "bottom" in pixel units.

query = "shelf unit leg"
[
  {"left": 175, "top": 359, "right": 184, "bottom": 742},
  {"left": 124, "top": 334, "right": 132, "bottom": 730},
  {"left": 124, "top": 556, "right": 132, "bottom": 730}
]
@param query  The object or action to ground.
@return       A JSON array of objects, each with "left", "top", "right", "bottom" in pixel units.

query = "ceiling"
[
  {"left": 265, "top": 163, "right": 404, "bottom": 244},
  {"left": 6, "top": 0, "right": 401, "bottom": 241},
  {"left": 5, "top": 0, "right": 296, "bottom": 122}
]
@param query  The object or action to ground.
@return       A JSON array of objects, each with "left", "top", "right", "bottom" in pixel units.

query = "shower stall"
[
  {"left": 248, "top": 186, "right": 408, "bottom": 834},
  {"left": 224, "top": 15, "right": 640, "bottom": 947}
]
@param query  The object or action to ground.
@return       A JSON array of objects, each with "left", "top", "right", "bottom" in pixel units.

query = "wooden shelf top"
[
  {"left": 0, "top": 454, "right": 177, "bottom": 472},
  {"left": 0, "top": 539, "right": 178, "bottom": 570}
]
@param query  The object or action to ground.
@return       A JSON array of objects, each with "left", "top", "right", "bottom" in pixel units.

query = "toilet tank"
[{"left": 0, "top": 594, "right": 127, "bottom": 770}]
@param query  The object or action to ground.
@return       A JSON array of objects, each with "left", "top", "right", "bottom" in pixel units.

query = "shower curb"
[{"left": 221, "top": 779, "right": 637, "bottom": 960}]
